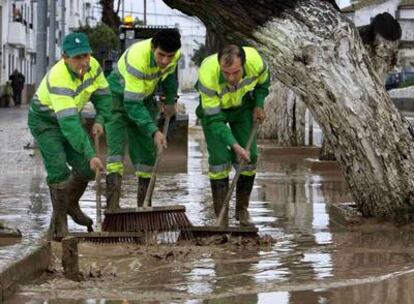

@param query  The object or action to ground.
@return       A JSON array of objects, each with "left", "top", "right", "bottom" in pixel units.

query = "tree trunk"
[
  {"left": 163, "top": 0, "right": 414, "bottom": 219},
  {"left": 258, "top": 81, "right": 306, "bottom": 146},
  {"left": 319, "top": 137, "right": 336, "bottom": 161},
  {"left": 319, "top": 13, "right": 401, "bottom": 161},
  {"left": 99, "top": 0, "right": 121, "bottom": 33}
]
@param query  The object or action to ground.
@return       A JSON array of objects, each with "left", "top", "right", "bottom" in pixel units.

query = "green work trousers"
[
  {"left": 28, "top": 113, "right": 95, "bottom": 184},
  {"left": 105, "top": 92, "right": 159, "bottom": 178},
  {"left": 196, "top": 99, "right": 258, "bottom": 180}
]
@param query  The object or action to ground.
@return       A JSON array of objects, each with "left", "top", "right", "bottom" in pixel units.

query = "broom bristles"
[
  {"left": 54, "top": 232, "right": 145, "bottom": 244},
  {"left": 102, "top": 207, "right": 192, "bottom": 233}
]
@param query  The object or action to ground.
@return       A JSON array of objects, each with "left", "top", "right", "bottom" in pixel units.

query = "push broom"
[
  {"left": 102, "top": 114, "right": 192, "bottom": 234},
  {"left": 179, "top": 122, "right": 260, "bottom": 240},
  {"left": 72, "top": 133, "right": 144, "bottom": 244}
]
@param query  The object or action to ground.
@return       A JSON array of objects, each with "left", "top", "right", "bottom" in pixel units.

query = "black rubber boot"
[
  {"left": 137, "top": 177, "right": 151, "bottom": 207},
  {"left": 66, "top": 174, "right": 93, "bottom": 232},
  {"left": 235, "top": 174, "right": 255, "bottom": 226},
  {"left": 48, "top": 182, "right": 69, "bottom": 239},
  {"left": 210, "top": 178, "right": 229, "bottom": 227},
  {"left": 106, "top": 173, "right": 122, "bottom": 210}
]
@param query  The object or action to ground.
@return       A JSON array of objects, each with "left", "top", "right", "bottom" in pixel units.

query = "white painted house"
[
  {"left": 342, "top": 0, "right": 414, "bottom": 68},
  {"left": 0, "top": 0, "right": 93, "bottom": 104}
]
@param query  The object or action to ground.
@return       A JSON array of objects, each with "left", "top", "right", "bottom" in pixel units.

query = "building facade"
[
  {"left": 342, "top": 0, "right": 414, "bottom": 69},
  {"left": 0, "top": 0, "right": 93, "bottom": 104}
]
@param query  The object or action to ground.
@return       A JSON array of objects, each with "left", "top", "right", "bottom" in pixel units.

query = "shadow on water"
[{"left": 6, "top": 99, "right": 414, "bottom": 303}]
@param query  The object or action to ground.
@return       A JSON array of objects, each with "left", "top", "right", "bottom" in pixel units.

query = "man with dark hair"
[
  {"left": 28, "top": 32, "right": 112, "bottom": 237},
  {"left": 105, "top": 28, "right": 181, "bottom": 210},
  {"left": 196, "top": 44, "right": 270, "bottom": 226},
  {"left": 9, "top": 69, "right": 25, "bottom": 106}
]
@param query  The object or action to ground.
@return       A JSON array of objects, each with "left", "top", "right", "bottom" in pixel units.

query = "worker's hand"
[
  {"left": 153, "top": 130, "right": 168, "bottom": 154},
  {"left": 92, "top": 123, "right": 104, "bottom": 137},
  {"left": 163, "top": 104, "right": 176, "bottom": 117},
  {"left": 90, "top": 157, "right": 104, "bottom": 173},
  {"left": 253, "top": 107, "right": 266, "bottom": 124},
  {"left": 232, "top": 143, "right": 250, "bottom": 163}
]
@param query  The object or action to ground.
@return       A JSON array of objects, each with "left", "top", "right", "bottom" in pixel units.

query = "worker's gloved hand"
[
  {"left": 253, "top": 107, "right": 266, "bottom": 124},
  {"left": 90, "top": 156, "right": 104, "bottom": 173},
  {"left": 232, "top": 143, "right": 250, "bottom": 163},
  {"left": 163, "top": 104, "right": 176, "bottom": 117},
  {"left": 92, "top": 123, "right": 104, "bottom": 137},
  {"left": 153, "top": 130, "right": 168, "bottom": 154}
]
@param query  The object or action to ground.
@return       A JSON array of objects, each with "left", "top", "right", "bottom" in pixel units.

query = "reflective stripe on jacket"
[
  {"left": 116, "top": 38, "right": 181, "bottom": 103},
  {"left": 34, "top": 56, "right": 110, "bottom": 118},
  {"left": 196, "top": 47, "right": 270, "bottom": 116}
]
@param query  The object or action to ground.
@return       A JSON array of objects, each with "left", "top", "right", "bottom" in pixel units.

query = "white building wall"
[
  {"left": 399, "top": 7, "right": 414, "bottom": 19},
  {"left": 352, "top": 0, "right": 400, "bottom": 26},
  {"left": 399, "top": 19, "right": 414, "bottom": 41},
  {"left": 178, "top": 37, "right": 199, "bottom": 91}
]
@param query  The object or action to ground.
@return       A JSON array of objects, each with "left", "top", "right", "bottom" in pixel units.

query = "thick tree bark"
[
  {"left": 320, "top": 13, "right": 402, "bottom": 161},
  {"left": 259, "top": 81, "right": 306, "bottom": 146},
  {"left": 164, "top": 0, "right": 414, "bottom": 219},
  {"left": 319, "top": 137, "right": 337, "bottom": 161}
]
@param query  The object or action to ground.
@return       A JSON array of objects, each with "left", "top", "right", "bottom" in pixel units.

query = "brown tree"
[
  {"left": 163, "top": 0, "right": 414, "bottom": 220},
  {"left": 319, "top": 12, "right": 402, "bottom": 161},
  {"left": 259, "top": 81, "right": 306, "bottom": 145},
  {"left": 99, "top": 0, "right": 122, "bottom": 33}
]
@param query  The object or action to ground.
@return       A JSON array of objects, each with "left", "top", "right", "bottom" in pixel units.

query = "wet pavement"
[
  {"left": 4, "top": 95, "right": 414, "bottom": 303},
  {"left": 0, "top": 106, "right": 49, "bottom": 271}
]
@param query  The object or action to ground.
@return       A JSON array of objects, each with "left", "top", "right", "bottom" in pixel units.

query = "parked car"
[{"left": 385, "top": 71, "right": 414, "bottom": 90}]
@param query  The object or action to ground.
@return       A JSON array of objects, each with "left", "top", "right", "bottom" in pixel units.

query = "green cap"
[{"left": 62, "top": 32, "right": 92, "bottom": 57}]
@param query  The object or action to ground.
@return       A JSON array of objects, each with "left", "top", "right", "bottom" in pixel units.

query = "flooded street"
[{"left": 4, "top": 95, "right": 414, "bottom": 303}]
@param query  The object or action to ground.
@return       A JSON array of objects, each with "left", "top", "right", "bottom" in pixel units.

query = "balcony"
[
  {"left": 26, "top": 29, "right": 35, "bottom": 53},
  {"left": 7, "top": 22, "right": 26, "bottom": 47}
]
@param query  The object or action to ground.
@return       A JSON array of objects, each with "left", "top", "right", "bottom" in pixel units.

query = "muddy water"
[{"left": 6, "top": 98, "right": 414, "bottom": 303}]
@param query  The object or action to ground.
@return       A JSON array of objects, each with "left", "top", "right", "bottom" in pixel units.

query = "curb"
[{"left": 0, "top": 241, "right": 51, "bottom": 302}]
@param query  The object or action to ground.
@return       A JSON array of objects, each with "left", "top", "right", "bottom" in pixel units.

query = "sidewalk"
[{"left": 0, "top": 106, "right": 51, "bottom": 301}]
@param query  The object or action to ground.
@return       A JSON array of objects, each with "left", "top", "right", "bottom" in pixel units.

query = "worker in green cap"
[{"left": 28, "top": 32, "right": 112, "bottom": 238}]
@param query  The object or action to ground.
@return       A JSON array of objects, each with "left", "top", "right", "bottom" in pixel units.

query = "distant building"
[
  {"left": 0, "top": 0, "right": 93, "bottom": 104},
  {"left": 342, "top": 0, "right": 414, "bottom": 69},
  {"left": 176, "top": 29, "right": 203, "bottom": 91}
]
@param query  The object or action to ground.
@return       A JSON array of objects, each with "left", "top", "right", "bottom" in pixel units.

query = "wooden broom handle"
[
  {"left": 143, "top": 115, "right": 171, "bottom": 208},
  {"left": 217, "top": 121, "right": 259, "bottom": 227},
  {"left": 94, "top": 134, "right": 102, "bottom": 230}
]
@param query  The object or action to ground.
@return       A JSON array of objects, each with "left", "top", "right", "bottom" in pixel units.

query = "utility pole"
[
  {"left": 49, "top": 0, "right": 56, "bottom": 68},
  {"left": 122, "top": 0, "right": 125, "bottom": 19},
  {"left": 61, "top": 0, "right": 66, "bottom": 41},
  {"left": 144, "top": 0, "right": 147, "bottom": 25},
  {"left": 35, "top": 0, "right": 47, "bottom": 87}
]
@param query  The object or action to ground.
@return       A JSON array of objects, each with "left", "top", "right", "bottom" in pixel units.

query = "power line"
[{"left": 92, "top": 4, "right": 197, "bottom": 19}]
